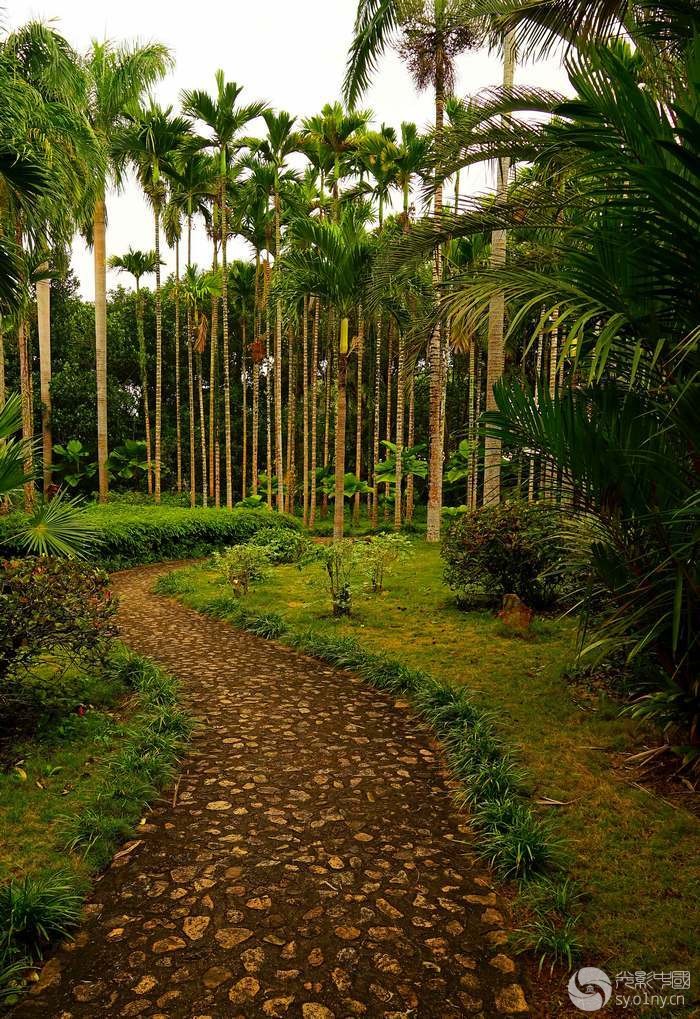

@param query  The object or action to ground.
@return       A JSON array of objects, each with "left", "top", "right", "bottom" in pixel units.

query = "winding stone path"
[{"left": 17, "top": 563, "right": 528, "bottom": 1018}]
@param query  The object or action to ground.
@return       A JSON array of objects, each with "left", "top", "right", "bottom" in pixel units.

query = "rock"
[
  {"left": 302, "top": 1005, "right": 335, "bottom": 1019},
  {"left": 263, "top": 997, "right": 295, "bottom": 1016},
  {"left": 490, "top": 953, "right": 516, "bottom": 973},
  {"left": 72, "top": 981, "right": 104, "bottom": 1003},
  {"left": 206, "top": 801, "right": 232, "bottom": 811},
  {"left": 152, "top": 936, "right": 186, "bottom": 954},
  {"left": 497, "top": 594, "right": 533, "bottom": 635},
  {"left": 334, "top": 925, "right": 361, "bottom": 940},
  {"left": 29, "top": 957, "right": 62, "bottom": 995},
  {"left": 495, "top": 984, "right": 529, "bottom": 1013},
  {"left": 215, "top": 927, "right": 253, "bottom": 949},
  {"left": 228, "top": 976, "right": 260, "bottom": 1003},
  {"left": 133, "top": 975, "right": 157, "bottom": 995},
  {"left": 183, "top": 915, "right": 210, "bottom": 940},
  {"left": 241, "top": 947, "right": 265, "bottom": 972},
  {"left": 202, "top": 967, "right": 232, "bottom": 989},
  {"left": 246, "top": 895, "right": 271, "bottom": 910}
]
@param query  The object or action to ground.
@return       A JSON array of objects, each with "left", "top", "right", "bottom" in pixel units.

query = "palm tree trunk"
[
  {"left": 0, "top": 325, "right": 5, "bottom": 405},
  {"left": 384, "top": 324, "right": 393, "bottom": 519},
  {"left": 529, "top": 329, "right": 543, "bottom": 502},
  {"left": 209, "top": 238, "right": 219, "bottom": 502},
  {"left": 197, "top": 350, "right": 208, "bottom": 508},
  {"left": 426, "top": 49, "right": 446, "bottom": 543},
  {"left": 302, "top": 295, "right": 310, "bottom": 525},
  {"left": 136, "top": 280, "right": 153, "bottom": 495},
  {"left": 242, "top": 316, "right": 248, "bottom": 500},
  {"left": 333, "top": 317, "right": 349, "bottom": 540},
  {"left": 371, "top": 312, "right": 382, "bottom": 529},
  {"left": 286, "top": 322, "right": 295, "bottom": 513},
  {"left": 309, "top": 296, "right": 320, "bottom": 528},
  {"left": 353, "top": 309, "right": 365, "bottom": 525},
  {"left": 17, "top": 318, "right": 34, "bottom": 510},
  {"left": 252, "top": 356, "right": 259, "bottom": 496},
  {"left": 220, "top": 186, "right": 234, "bottom": 509},
  {"left": 174, "top": 238, "right": 182, "bottom": 493},
  {"left": 483, "top": 30, "right": 516, "bottom": 508},
  {"left": 405, "top": 373, "right": 415, "bottom": 523},
  {"left": 394, "top": 328, "right": 405, "bottom": 530},
  {"left": 274, "top": 181, "right": 285, "bottom": 512},
  {"left": 545, "top": 307, "right": 560, "bottom": 499},
  {"left": 322, "top": 316, "right": 333, "bottom": 519},
  {"left": 94, "top": 196, "right": 109, "bottom": 503},
  {"left": 265, "top": 291, "right": 273, "bottom": 510},
  {"left": 37, "top": 275, "right": 52, "bottom": 493},
  {"left": 154, "top": 205, "right": 163, "bottom": 504},
  {"left": 468, "top": 341, "right": 477, "bottom": 509},
  {"left": 187, "top": 218, "right": 196, "bottom": 507}
]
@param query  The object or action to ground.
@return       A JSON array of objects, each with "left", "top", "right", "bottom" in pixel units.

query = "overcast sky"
[{"left": 12, "top": 1, "right": 570, "bottom": 298}]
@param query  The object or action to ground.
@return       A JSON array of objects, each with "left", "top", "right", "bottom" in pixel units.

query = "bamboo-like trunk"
[
  {"left": 333, "top": 317, "right": 349, "bottom": 540},
  {"left": 93, "top": 196, "right": 109, "bottom": 502},
  {"left": 384, "top": 324, "right": 393, "bottom": 519},
  {"left": 545, "top": 307, "right": 560, "bottom": 499},
  {"left": 187, "top": 219, "right": 196, "bottom": 507},
  {"left": 154, "top": 205, "right": 163, "bottom": 503},
  {"left": 426, "top": 52, "right": 446, "bottom": 542},
  {"left": 274, "top": 183, "right": 285, "bottom": 512},
  {"left": 241, "top": 316, "right": 248, "bottom": 500},
  {"left": 394, "top": 329, "right": 406, "bottom": 530},
  {"left": 302, "top": 295, "right": 310, "bottom": 525},
  {"left": 252, "top": 357, "right": 259, "bottom": 496},
  {"left": 353, "top": 309, "right": 364, "bottom": 525},
  {"left": 529, "top": 330, "right": 543, "bottom": 502},
  {"left": 322, "top": 315, "right": 332, "bottom": 519},
  {"left": 209, "top": 238, "right": 219, "bottom": 501},
  {"left": 174, "top": 239, "right": 182, "bottom": 493},
  {"left": 0, "top": 326, "right": 5, "bottom": 406},
  {"left": 405, "top": 373, "right": 415, "bottom": 522},
  {"left": 468, "top": 342, "right": 477, "bottom": 509},
  {"left": 483, "top": 30, "right": 516, "bottom": 508},
  {"left": 286, "top": 322, "right": 295, "bottom": 513},
  {"left": 197, "top": 350, "right": 208, "bottom": 507},
  {"left": 371, "top": 312, "right": 382, "bottom": 529},
  {"left": 309, "top": 296, "right": 320, "bottom": 528},
  {"left": 265, "top": 292, "right": 273, "bottom": 509},
  {"left": 18, "top": 317, "right": 34, "bottom": 510},
  {"left": 37, "top": 275, "right": 52, "bottom": 493},
  {"left": 135, "top": 280, "right": 153, "bottom": 495},
  {"left": 220, "top": 185, "right": 233, "bottom": 509}
]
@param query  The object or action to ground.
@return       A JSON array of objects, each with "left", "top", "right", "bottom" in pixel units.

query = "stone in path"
[{"left": 14, "top": 563, "right": 528, "bottom": 1018}]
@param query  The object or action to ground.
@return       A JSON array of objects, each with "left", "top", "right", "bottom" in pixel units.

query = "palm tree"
[
  {"left": 115, "top": 102, "right": 191, "bottom": 504},
  {"left": 301, "top": 103, "right": 370, "bottom": 221},
  {"left": 345, "top": 0, "right": 484, "bottom": 541},
  {"left": 163, "top": 198, "right": 184, "bottom": 492},
  {"left": 84, "top": 39, "right": 172, "bottom": 502},
  {"left": 182, "top": 73, "right": 266, "bottom": 509},
  {"left": 229, "top": 260, "right": 256, "bottom": 498},
  {"left": 282, "top": 203, "right": 373, "bottom": 538},
  {"left": 108, "top": 247, "right": 160, "bottom": 493}
]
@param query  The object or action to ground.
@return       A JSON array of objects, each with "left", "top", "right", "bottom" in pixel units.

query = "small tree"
[
  {"left": 303, "top": 539, "right": 361, "bottom": 616},
  {"left": 211, "top": 545, "right": 271, "bottom": 597},
  {"left": 362, "top": 533, "right": 413, "bottom": 594}
]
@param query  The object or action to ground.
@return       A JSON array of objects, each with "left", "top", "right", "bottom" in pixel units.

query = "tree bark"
[
  {"left": 353, "top": 309, "right": 364, "bottom": 525},
  {"left": 93, "top": 196, "right": 109, "bottom": 502},
  {"left": 394, "top": 328, "right": 405, "bottom": 530},
  {"left": 209, "top": 237, "right": 218, "bottom": 501},
  {"left": 333, "top": 317, "right": 349, "bottom": 540},
  {"left": 154, "top": 205, "right": 163, "bottom": 503},
  {"left": 302, "top": 295, "right": 310, "bottom": 525},
  {"left": 197, "top": 350, "right": 208, "bottom": 507},
  {"left": 405, "top": 373, "right": 415, "bottom": 523},
  {"left": 187, "top": 218, "right": 196, "bottom": 507},
  {"left": 483, "top": 30, "right": 516, "bottom": 507},
  {"left": 135, "top": 279, "right": 153, "bottom": 495},
  {"left": 174, "top": 239, "right": 182, "bottom": 493},
  {"left": 220, "top": 185, "right": 234, "bottom": 508},
  {"left": 265, "top": 281, "right": 273, "bottom": 509},
  {"left": 286, "top": 321, "right": 296, "bottom": 514},
  {"left": 37, "top": 274, "right": 52, "bottom": 493},
  {"left": 322, "top": 316, "right": 333, "bottom": 519},
  {"left": 18, "top": 318, "right": 34, "bottom": 510},
  {"left": 384, "top": 324, "right": 393, "bottom": 519},
  {"left": 371, "top": 312, "right": 382, "bottom": 529},
  {"left": 242, "top": 316, "right": 248, "bottom": 500},
  {"left": 309, "top": 296, "right": 320, "bottom": 527},
  {"left": 274, "top": 181, "right": 285, "bottom": 512}
]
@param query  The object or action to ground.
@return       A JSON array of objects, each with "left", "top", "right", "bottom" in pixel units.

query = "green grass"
[
  {"left": 0, "top": 648, "right": 192, "bottom": 1000},
  {"left": 167, "top": 543, "right": 700, "bottom": 974}
]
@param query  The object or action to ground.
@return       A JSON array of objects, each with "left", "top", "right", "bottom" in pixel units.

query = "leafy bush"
[
  {"left": 442, "top": 502, "right": 564, "bottom": 609},
  {"left": 0, "top": 505, "right": 300, "bottom": 571},
  {"left": 248, "top": 527, "right": 309, "bottom": 564},
  {"left": 302, "top": 540, "right": 362, "bottom": 616},
  {"left": 361, "top": 532, "right": 413, "bottom": 593},
  {"left": 211, "top": 544, "right": 272, "bottom": 596},
  {"left": 0, "top": 872, "right": 84, "bottom": 964},
  {"left": 0, "top": 558, "right": 117, "bottom": 684}
]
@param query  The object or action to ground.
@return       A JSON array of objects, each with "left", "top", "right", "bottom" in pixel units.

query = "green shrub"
[
  {"left": 361, "top": 533, "right": 414, "bottom": 593},
  {"left": 0, "top": 872, "right": 84, "bottom": 964},
  {"left": 211, "top": 544, "right": 272, "bottom": 596},
  {"left": 441, "top": 502, "right": 564, "bottom": 609},
  {"left": 0, "top": 505, "right": 300, "bottom": 570},
  {"left": 301, "top": 540, "right": 362, "bottom": 616},
  {"left": 248, "top": 527, "right": 309, "bottom": 564}
]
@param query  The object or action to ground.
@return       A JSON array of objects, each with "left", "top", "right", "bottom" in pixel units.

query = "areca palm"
[
  {"left": 345, "top": 0, "right": 485, "bottom": 540},
  {"left": 182, "top": 73, "right": 266, "bottom": 509},
  {"left": 114, "top": 102, "right": 191, "bottom": 504},
  {"left": 301, "top": 103, "right": 370, "bottom": 220},
  {"left": 84, "top": 39, "right": 172, "bottom": 502},
  {"left": 108, "top": 247, "right": 160, "bottom": 493}
]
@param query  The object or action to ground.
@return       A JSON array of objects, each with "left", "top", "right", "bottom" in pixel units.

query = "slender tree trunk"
[
  {"left": 302, "top": 295, "right": 310, "bottom": 525},
  {"left": 468, "top": 341, "right": 477, "bottom": 509},
  {"left": 135, "top": 280, "right": 153, "bottom": 495},
  {"left": 286, "top": 322, "right": 295, "bottom": 513},
  {"left": 154, "top": 206, "right": 163, "bottom": 503},
  {"left": 37, "top": 274, "right": 52, "bottom": 493},
  {"left": 394, "top": 329, "right": 405, "bottom": 530},
  {"left": 309, "top": 296, "right": 320, "bottom": 528},
  {"left": 483, "top": 31, "right": 516, "bottom": 507},
  {"left": 252, "top": 356, "right": 259, "bottom": 496},
  {"left": 187, "top": 218, "right": 196, "bottom": 507},
  {"left": 18, "top": 318, "right": 34, "bottom": 510},
  {"left": 220, "top": 185, "right": 233, "bottom": 508},
  {"left": 242, "top": 317, "right": 248, "bottom": 500},
  {"left": 322, "top": 316, "right": 332, "bottom": 519},
  {"left": 545, "top": 307, "right": 560, "bottom": 499},
  {"left": 209, "top": 238, "right": 219, "bottom": 501},
  {"left": 333, "top": 317, "right": 349, "bottom": 540},
  {"left": 405, "top": 373, "right": 415, "bottom": 523},
  {"left": 426, "top": 53, "right": 446, "bottom": 542},
  {"left": 529, "top": 329, "right": 543, "bottom": 502},
  {"left": 0, "top": 326, "right": 5, "bottom": 406},
  {"left": 384, "top": 324, "right": 393, "bottom": 519},
  {"left": 371, "top": 312, "right": 382, "bottom": 529},
  {"left": 273, "top": 182, "right": 285, "bottom": 511},
  {"left": 353, "top": 309, "right": 364, "bottom": 525},
  {"left": 265, "top": 284, "right": 273, "bottom": 509},
  {"left": 197, "top": 350, "right": 208, "bottom": 507},
  {"left": 174, "top": 239, "right": 182, "bottom": 493},
  {"left": 94, "top": 196, "right": 109, "bottom": 502}
]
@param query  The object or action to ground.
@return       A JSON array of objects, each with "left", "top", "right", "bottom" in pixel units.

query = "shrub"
[
  {"left": 211, "top": 544, "right": 272, "bottom": 596},
  {"left": 361, "top": 533, "right": 413, "bottom": 593},
  {"left": 0, "top": 558, "right": 117, "bottom": 684},
  {"left": 248, "top": 527, "right": 309, "bottom": 564},
  {"left": 442, "top": 502, "right": 564, "bottom": 609},
  {"left": 0, "top": 872, "right": 84, "bottom": 964},
  {"left": 0, "top": 505, "right": 300, "bottom": 570},
  {"left": 302, "top": 540, "right": 362, "bottom": 616}
]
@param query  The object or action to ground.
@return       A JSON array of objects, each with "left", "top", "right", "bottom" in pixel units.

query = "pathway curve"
[{"left": 17, "top": 563, "right": 528, "bottom": 1019}]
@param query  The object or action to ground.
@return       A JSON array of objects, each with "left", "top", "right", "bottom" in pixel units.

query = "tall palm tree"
[
  {"left": 282, "top": 203, "right": 374, "bottom": 538},
  {"left": 229, "top": 259, "right": 256, "bottom": 497},
  {"left": 182, "top": 73, "right": 266, "bottom": 509},
  {"left": 84, "top": 39, "right": 172, "bottom": 502},
  {"left": 345, "top": 0, "right": 484, "bottom": 541},
  {"left": 301, "top": 103, "right": 370, "bottom": 221},
  {"left": 163, "top": 198, "right": 184, "bottom": 492},
  {"left": 108, "top": 247, "right": 160, "bottom": 492},
  {"left": 115, "top": 102, "right": 191, "bottom": 504}
]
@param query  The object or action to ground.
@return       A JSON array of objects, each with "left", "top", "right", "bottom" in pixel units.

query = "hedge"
[{"left": 0, "top": 506, "right": 300, "bottom": 571}]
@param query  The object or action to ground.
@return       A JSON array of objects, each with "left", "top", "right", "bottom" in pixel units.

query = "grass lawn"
[{"left": 171, "top": 540, "right": 700, "bottom": 976}]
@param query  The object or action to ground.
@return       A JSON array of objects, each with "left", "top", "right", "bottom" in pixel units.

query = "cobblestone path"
[{"left": 17, "top": 563, "right": 528, "bottom": 1019}]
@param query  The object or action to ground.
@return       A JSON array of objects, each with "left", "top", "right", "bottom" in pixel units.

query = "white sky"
[{"left": 11, "top": 0, "right": 571, "bottom": 297}]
